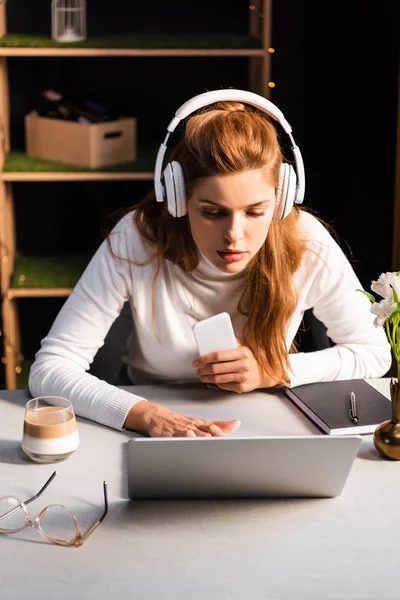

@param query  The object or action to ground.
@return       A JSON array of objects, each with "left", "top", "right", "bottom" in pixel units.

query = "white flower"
[
  {"left": 390, "top": 271, "right": 400, "bottom": 301},
  {"left": 371, "top": 272, "right": 393, "bottom": 300},
  {"left": 370, "top": 298, "right": 398, "bottom": 326}
]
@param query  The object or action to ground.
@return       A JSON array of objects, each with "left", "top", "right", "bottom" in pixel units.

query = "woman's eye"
[
  {"left": 247, "top": 212, "right": 266, "bottom": 218},
  {"left": 202, "top": 211, "right": 224, "bottom": 219},
  {"left": 202, "top": 210, "right": 266, "bottom": 219}
]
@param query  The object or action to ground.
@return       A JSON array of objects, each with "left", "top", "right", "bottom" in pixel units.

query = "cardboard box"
[
  {"left": 25, "top": 114, "right": 137, "bottom": 168},
  {"left": 0, "top": 1, "right": 6, "bottom": 38}
]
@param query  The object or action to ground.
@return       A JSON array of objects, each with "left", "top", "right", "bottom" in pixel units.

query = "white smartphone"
[{"left": 192, "top": 312, "right": 237, "bottom": 356}]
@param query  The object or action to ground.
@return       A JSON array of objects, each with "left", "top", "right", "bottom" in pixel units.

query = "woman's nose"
[{"left": 223, "top": 221, "right": 244, "bottom": 243}]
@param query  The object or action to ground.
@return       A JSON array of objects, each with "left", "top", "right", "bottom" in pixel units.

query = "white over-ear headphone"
[{"left": 154, "top": 89, "right": 305, "bottom": 219}]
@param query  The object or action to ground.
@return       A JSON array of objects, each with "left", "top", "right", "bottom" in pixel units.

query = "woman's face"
[{"left": 187, "top": 169, "right": 276, "bottom": 273}]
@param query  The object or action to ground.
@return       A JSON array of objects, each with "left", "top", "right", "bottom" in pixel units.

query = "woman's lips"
[{"left": 216, "top": 250, "right": 247, "bottom": 263}]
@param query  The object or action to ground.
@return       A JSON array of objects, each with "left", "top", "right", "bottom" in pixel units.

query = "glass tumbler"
[{"left": 22, "top": 397, "right": 79, "bottom": 463}]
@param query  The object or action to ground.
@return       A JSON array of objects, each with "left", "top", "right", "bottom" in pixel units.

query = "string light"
[
  {"left": 0, "top": 325, "right": 25, "bottom": 382},
  {"left": 268, "top": 82, "right": 276, "bottom": 88},
  {"left": 268, "top": 47, "right": 275, "bottom": 53},
  {"left": 0, "top": 242, "right": 25, "bottom": 382}
]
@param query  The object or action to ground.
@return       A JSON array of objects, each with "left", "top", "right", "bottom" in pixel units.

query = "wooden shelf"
[
  {"left": 0, "top": 1, "right": 273, "bottom": 390},
  {"left": 0, "top": 34, "right": 265, "bottom": 57},
  {"left": 1, "top": 151, "right": 156, "bottom": 181},
  {"left": 0, "top": 48, "right": 266, "bottom": 57},
  {"left": 2, "top": 172, "right": 154, "bottom": 181},
  {"left": 7, "top": 288, "right": 72, "bottom": 298}
]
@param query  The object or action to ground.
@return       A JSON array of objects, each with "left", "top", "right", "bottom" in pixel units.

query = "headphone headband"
[
  {"left": 166, "top": 89, "right": 292, "bottom": 134},
  {"left": 154, "top": 89, "right": 305, "bottom": 208}
]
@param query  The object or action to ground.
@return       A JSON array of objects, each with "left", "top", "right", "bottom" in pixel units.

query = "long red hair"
[{"left": 112, "top": 101, "right": 308, "bottom": 384}]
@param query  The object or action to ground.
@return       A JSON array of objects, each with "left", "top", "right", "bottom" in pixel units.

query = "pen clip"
[
  {"left": 349, "top": 391, "right": 358, "bottom": 423},
  {"left": 349, "top": 408, "right": 358, "bottom": 423}
]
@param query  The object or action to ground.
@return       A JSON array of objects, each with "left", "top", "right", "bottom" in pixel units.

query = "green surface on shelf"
[
  {"left": 11, "top": 255, "right": 90, "bottom": 288},
  {"left": 0, "top": 34, "right": 262, "bottom": 49},
  {"left": 3, "top": 151, "right": 157, "bottom": 173},
  {"left": 16, "top": 358, "right": 33, "bottom": 390}
]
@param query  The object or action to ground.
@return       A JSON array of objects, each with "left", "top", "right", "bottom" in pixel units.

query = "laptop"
[{"left": 127, "top": 435, "right": 362, "bottom": 500}]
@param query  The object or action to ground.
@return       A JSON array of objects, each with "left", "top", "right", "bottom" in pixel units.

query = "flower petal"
[
  {"left": 370, "top": 298, "right": 398, "bottom": 326},
  {"left": 390, "top": 272, "right": 400, "bottom": 302},
  {"left": 371, "top": 272, "right": 393, "bottom": 300}
]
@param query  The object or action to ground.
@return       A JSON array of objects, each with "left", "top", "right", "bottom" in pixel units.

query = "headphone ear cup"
[
  {"left": 170, "top": 161, "right": 187, "bottom": 217},
  {"left": 276, "top": 163, "right": 297, "bottom": 220},
  {"left": 163, "top": 163, "right": 177, "bottom": 216}
]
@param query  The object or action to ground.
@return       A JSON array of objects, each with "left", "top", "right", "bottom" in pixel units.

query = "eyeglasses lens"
[{"left": 0, "top": 497, "right": 26, "bottom": 533}]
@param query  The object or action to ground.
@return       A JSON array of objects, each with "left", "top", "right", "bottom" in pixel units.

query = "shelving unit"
[{"left": 0, "top": 0, "right": 273, "bottom": 389}]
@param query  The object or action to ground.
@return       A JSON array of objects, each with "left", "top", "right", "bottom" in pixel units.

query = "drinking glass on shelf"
[{"left": 22, "top": 397, "right": 79, "bottom": 464}]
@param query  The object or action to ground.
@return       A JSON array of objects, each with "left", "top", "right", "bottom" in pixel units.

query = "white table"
[{"left": 0, "top": 379, "right": 397, "bottom": 600}]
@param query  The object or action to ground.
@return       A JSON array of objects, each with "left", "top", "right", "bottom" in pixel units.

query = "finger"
[
  {"left": 174, "top": 429, "right": 211, "bottom": 438},
  {"left": 197, "top": 423, "right": 225, "bottom": 436},
  {"left": 197, "top": 360, "right": 241, "bottom": 377},
  {"left": 200, "top": 373, "right": 243, "bottom": 385},
  {"left": 192, "top": 429, "right": 212, "bottom": 437},
  {"left": 214, "top": 419, "right": 241, "bottom": 432},
  {"left": 208, "top": 424, "right": 225, "bottom": 436},
  {"left": 217, "top": 383, "right": 247, "bottom": 393},
  {"left": 192, "top": 348, "right": 239, "bottom": 367},
  {"left": 172, "top": 429, "right": 196, "bottom": 438}
]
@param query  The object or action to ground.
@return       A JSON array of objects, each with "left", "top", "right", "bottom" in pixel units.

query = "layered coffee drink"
[{"left": 22, "top": 397, "right": 79, "bottom": 463}]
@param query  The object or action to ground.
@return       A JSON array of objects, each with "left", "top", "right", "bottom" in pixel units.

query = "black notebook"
[{"left": 284, "top": 379, "right": 392, "bottom": 435}]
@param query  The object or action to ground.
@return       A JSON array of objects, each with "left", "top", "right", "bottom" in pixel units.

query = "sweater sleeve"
[
  {"left": 28, "top": 216, "right": 147, "bottom": 431},
  {"left": 288, "top": 216, "right": 392, "bottom": 387}
]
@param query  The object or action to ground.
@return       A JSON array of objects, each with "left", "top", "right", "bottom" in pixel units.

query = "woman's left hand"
[{"left": 192, "top": 339, "right": 279, "bottom": 393}]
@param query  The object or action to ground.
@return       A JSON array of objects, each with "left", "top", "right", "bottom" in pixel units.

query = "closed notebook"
[{"left": 284, "top": 379, "right": 392, "bottom": 435}]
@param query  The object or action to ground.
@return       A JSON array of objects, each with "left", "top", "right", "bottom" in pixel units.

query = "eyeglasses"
[{"left": 0, "top": 471, "right": 108, "bottom": 547}]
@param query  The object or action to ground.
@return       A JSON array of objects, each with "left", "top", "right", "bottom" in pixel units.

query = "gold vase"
[{"left": 373, "top": 377, "right": 400, "bottom": 460}]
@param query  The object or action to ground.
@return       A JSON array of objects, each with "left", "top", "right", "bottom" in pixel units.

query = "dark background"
[{"left": 1, "top": 0, "right": 399, "bottom": 386}]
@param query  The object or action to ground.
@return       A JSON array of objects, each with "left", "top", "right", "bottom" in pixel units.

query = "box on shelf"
[
  {"left": 25, "top": 114, "right": 137, "bottom": 168},
  {"left": 0, "top": 1, "right": 6, "bottom": 38}
]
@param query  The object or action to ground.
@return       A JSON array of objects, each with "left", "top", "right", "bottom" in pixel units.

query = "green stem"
[
  {"left": 392, "top": 319, "right": 398, "bottom": 357},
  {"left": 393, "top": 315, "right": 400, "bottom": 365},
  {"left": 386, "top": 320, "right": 393, "bottom": 347}
]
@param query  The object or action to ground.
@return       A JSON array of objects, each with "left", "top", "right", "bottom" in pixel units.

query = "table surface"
[{"left": 0, "top": 379, "right": 397, "bottom": 600}]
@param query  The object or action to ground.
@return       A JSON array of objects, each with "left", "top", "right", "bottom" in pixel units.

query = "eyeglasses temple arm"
[
  {"left": 24, "top": 471, "right": 57, "bottom": 507},
  {"left": 0, "top": 471, "right": 58, "bottom": 523},
  {"left": 81, "top": 481, "right": 108, "bottom": 542}
]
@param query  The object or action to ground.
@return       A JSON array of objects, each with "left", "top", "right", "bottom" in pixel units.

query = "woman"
[{"left": 29, "top": 90, "right": 391, "bottom": 437}]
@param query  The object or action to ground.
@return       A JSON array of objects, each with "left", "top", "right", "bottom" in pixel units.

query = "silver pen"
[{"left": 349, "top": 391, "right": 358, "bottom": 423}]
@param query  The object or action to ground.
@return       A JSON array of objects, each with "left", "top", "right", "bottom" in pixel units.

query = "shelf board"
[
  {"left": 1, "top": 151, "right": 155, "bottom": 181},
  {"left": 9, "top": 255, "right": 90, "bottom": 293},
  {"left": 8, "top": 288, "right": 72, "bottom": 298},
  {"left": 0, "top": 34, "right": 264, "bottom": 56},
  {"left": 2, "top": 172, "right": 154, "bottom": 181}
]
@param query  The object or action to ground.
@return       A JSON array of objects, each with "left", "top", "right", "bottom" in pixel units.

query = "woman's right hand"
[{"left": 124, "top": 400, "right": 241, "bottom": 438}]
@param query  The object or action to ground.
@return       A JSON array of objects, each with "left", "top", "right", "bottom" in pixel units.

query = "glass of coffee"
[{"left": 22, "top": 397, "right": 79, "bottom": 463}]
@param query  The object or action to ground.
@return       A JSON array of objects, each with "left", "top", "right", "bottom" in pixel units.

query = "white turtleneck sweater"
[{"left": 29, "top": 210, "right": 391, "bottom": 431}]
